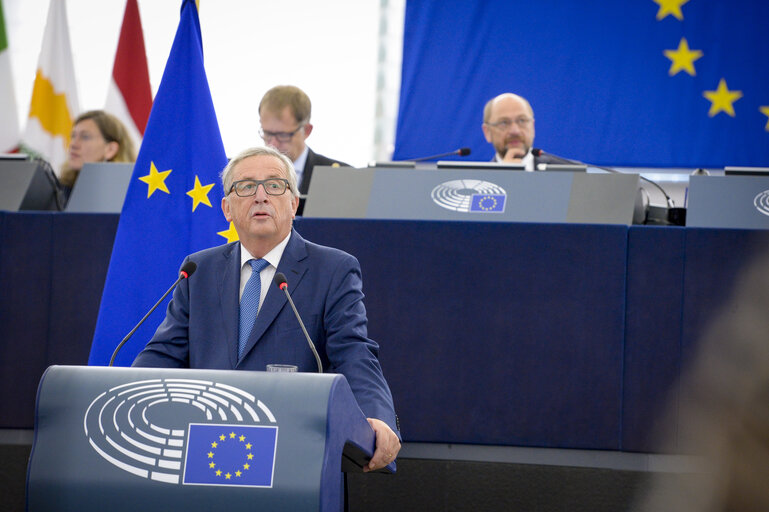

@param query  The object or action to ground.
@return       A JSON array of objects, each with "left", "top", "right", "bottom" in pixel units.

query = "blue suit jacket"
[{"left": 133, "top": 229, "right": 398, "bottom": 433}]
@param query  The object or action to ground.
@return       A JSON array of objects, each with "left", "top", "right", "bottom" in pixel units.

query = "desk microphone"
[
  {"left": 108, "top": 261, "right": 197, "bottom": 367},
  {"left": 410, "top": 147, "right": 471, "bottom": 162},
  {"left": 532, "top": 147, "right": 676, "bottom": 209},
  {"left": 273, "top": 273, "right": 323, "bottom": 373},
  {"left": 531, "top": 148, "right": 578, "bottom": 166}
]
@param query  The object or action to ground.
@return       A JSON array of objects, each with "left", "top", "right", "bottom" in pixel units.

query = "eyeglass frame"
[
  {"left": 228, "top": 178, "right": 291, "bottom": 197},
  {"left": 258, "top": 124, "right": 306, "bottom": 143},
  {"left": 485, "top": 117, "right": 534, "bottom": 131}
]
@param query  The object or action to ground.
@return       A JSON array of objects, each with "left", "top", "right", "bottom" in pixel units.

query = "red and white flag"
[{"left": 105, "top": 0, "right": 152, "bottom": 148}]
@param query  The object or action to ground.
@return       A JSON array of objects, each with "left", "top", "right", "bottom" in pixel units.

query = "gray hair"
[{"left": 220, "top": 146, "right": 299, "bottom": 198}]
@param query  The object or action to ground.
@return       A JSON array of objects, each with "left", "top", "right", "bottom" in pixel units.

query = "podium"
[
  {"left": 687, "top": 174, "right": 769, "bottom": 229},
  {"left": 65, "top": 162, "right": 134, "bottom": 213},
  {"left": 304, "top": 166, "right": 640, "bottom": 225},
  {"left": 0, "top": 159, "right": 61, "bottom": 211},
  {"left": 27, "top": 366, "right": 392, "bottom": 511}
]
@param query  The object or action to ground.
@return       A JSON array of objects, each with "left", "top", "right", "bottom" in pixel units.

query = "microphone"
[
  {"left": 533, "top": 147, "right": 677, "bottom": 211},
  {"left": 531, "top": 148, "right": 578, "bottom": 166},
  {"left": 273, "top": 272, "right": 323, "bottom": 373},
  {"left": 108, "top": 261, "right": 197, "bottom": 366},
  {"left": 410, "top": 147, "right": 471, "bottom": 162}
]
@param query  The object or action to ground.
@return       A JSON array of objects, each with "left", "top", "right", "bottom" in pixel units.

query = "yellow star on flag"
[
  {"left": 186, "top": 175, "right": 215, "bottom": 212},
  {"left": 653, "top": 0, "right": 689, "bottom": 21},
  {"left": 215, "top": 469, "right": 222, "bottom": 477},
  {"left": 217, "top": 221, "right": 239, "bottom": 243},
  {"left": 760, "top": 106, "right": 769, "bottom": 131},
  {"left": 209, "top": 462, "right": 215, "bottom": 468},
  {"left": 664, "top": 38, "right": 703, "bottom": 76},
  {"left": 239, "top": 435, "right": 246, "bottom": 442},
  {"left": 138, "top": 162, "right": 172, "bottom": 198},
  {"left": 703, "top": 79, "right": 743, "bottom": 117},
  {"left": 235, "top": 470, "right": 242, "bottom": 477},
  {"left": 243, "top": 463, "right": 250, "bottom": 470}
]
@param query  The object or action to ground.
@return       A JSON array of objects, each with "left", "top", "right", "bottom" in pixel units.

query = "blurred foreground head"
[{"left": 636, "top": 245, "right": 769, "bottom": 512}]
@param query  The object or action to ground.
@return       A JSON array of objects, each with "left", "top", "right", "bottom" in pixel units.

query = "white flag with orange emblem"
[{"left": 21, "top": 0, "right": 79, "bottom": 174}]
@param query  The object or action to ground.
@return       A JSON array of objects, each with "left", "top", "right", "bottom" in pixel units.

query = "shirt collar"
[
  {"left": 293, "top": 145, "right": 310, "bottom": 175},
  {"left": 239, "top": 231, "right": 292, "bottom": 270}
]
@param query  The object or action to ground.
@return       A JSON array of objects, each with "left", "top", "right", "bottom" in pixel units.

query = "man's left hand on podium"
[{"left": 364, "top": 418, "right": 401, "bottom": 472}]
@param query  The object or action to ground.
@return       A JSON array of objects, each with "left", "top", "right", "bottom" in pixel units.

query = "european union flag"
[
  {"left": 88, "top": 0, "right": 230, "bottom": 366},
  {"left": 470, "top": 194, "right": 506, "bottom": 213},
  {"left": 394, "top": 0, "right": 769, "bottom": 168},
  {"left": 183, "top": 424, "right": 278, "bottom": 487}
]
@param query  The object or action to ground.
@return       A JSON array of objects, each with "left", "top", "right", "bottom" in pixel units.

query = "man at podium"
[{"left": 133, "top": 146, "right": 400, "bottom": 471}]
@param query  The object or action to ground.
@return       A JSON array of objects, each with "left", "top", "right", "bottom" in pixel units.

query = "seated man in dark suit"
[
  {"left": 482, "top": 92, "right": 576, "bottom": 170},
  {"left": 133, "top": 146, "right": 400, "bottom": 471},
  {"left": 258, "top": 85, "right": 349, "bottom": 214}
]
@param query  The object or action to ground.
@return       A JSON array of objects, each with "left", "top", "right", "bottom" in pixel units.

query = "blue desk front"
[{"left": 1, "top": 212, "right": 767, "bottom": 453}]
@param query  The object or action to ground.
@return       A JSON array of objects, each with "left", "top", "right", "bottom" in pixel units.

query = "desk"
[{"left": 1, "top": 212, "right": 767, "bottom": 453}]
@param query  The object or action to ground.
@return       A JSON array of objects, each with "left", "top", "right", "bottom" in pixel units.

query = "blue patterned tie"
[{"left": 238, "top": 258, "right": 270, "bottom": 359}]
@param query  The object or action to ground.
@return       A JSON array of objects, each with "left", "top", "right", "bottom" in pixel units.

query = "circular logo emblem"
[
  {"left": 754, "top": 190, "right": 769, "bottom": 217},
  {"left": 431, "top": 179, "right": 507, "bottom": 212},
  {"left": 84, "top": 378, "right": 276, "bottom": 485}
]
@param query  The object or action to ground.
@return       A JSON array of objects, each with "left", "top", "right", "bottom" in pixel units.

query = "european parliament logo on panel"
[
  {"left": 754, "top": 190, "right": 769, "bottom": 217},
  {"left": 83, "top": 378, "right": 278, "bottom": 487},
  {"left": 431, "top": 179, "right": 507, "bottom": 213}
]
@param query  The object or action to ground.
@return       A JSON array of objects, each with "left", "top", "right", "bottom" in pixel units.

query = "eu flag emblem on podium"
[
  {"left": 470, "top": 194, "right": 506, "bottom": 213},
  {"left": 183, "top": 424, "right": 278, "bottom": 487}
]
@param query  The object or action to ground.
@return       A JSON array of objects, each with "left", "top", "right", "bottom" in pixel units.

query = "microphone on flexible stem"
[
  {"left": 108, "top": 261, "right": 197, "bottom": 367},
  {"left": 531, "top": 148, "right": 577, "bottom": 166},
  {"left": 273, "top": 272, "right": 323, "bottom": 373},
  {"left": 410, "top": 147, "right": 471, "bottom": 162},
  {"left": 532, "top": 147, "right": 676, "bottom": 209}
]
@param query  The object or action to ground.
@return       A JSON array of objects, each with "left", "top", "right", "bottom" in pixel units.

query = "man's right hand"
[{"left": 502, "top": 148, "right": 526, "bottom": 162}]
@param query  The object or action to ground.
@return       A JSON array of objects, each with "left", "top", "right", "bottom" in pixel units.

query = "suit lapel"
[
  {"left": 240, "top": 230, "right": 309, "bottom": 361},
  {"left": 219, "top": 242, "right": 241, "bottom": 368},
  {"left": 300, "top": 149, "right": 316, "bottom": 195}
]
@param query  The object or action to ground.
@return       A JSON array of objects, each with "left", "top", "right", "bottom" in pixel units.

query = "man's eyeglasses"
[
  {"left": 486, "top": 117, "right": 533, "bottom": 131},
  {"left": 229, "top": 178, "right": 290, "bottom": 197},
  {"left": 259, "top": 125, "right": 304, "bottom": 143}
]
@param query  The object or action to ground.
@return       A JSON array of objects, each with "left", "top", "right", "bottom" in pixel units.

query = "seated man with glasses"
[
  {"left": 133, "top": 146, "right": 401, "bottom": 472},
  {"left": 481, "top": 92, "right": 576, "bottom": 170},
  {"left": 258, "top": 85, "right": 349, "bottom": 214}
]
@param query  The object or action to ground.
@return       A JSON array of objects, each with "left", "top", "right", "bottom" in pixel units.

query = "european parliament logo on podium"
[
  {"left": 83, "top": 378, "right": 279, "bottom": 487},
  {"left": 430, "top": 179, "right": 507, "bottom": 213}
]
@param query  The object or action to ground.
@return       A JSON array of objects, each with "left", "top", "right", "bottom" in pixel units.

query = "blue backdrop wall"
[{"left": 393, "top": 0, "right": 769, "bottom": 168}]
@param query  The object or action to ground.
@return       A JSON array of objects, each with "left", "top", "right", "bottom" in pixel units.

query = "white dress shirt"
[{"left": 238, "top": 232, "right": 292, "bottom": 309}]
